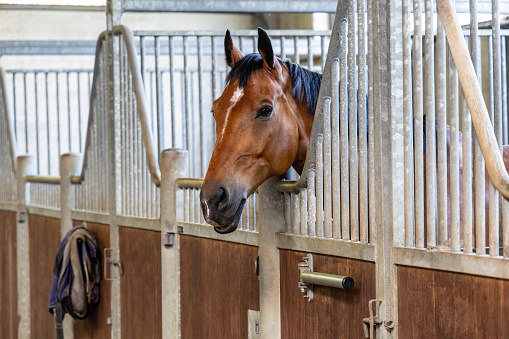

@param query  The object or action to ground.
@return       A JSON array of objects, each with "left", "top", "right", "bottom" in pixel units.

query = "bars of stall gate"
[{"left": 276, "top": 0, "right": 373, "bottom": 245}]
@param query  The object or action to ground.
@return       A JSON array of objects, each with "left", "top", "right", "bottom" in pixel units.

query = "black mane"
[{"left": 225, "top": 53, "right": 322, "bottom": 115}]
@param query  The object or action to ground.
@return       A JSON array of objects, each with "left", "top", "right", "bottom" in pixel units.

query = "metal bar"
[
  {"left": 281, "top": 36, "right": 286, "bottom": 59},
  {"left": 323, "top": 97, "right": 332, "bottom": 238},
  {"left": 321, "top": 36, "right": 327, "bottom": 72},
  {"left": 332, "top": 58, "right": 341, "bottom": 239},
  {"left": 436, "top": 13, "right": 447, "bottom": 245},
  {"left": 292, "top": 192, "right": 300, "bottom": 235},
  {"left": 300, "top": 188, "right": 307, "bottom": 236},
  {"left": 140, "top": 36, "right": 146, "bottom": 83},
  {"left": 169, "top": 36, "right": 176, "bottom": 147},
  {"left": 34, "top": 73, "right": 40, "bottom": 173},
  {"left": 77, "top": 72, "right": 83, "bottom": 152},
  {"left": 12, "top": 74, "right": 17, "bottom": 138},
  {"left": 155, "top": 36, "right": 163, "bottom": 152},
  {"left": 197, "top": 36, "right": 205, "bottom": 177},
  {"left": 358, "top": 0, "right": 368, "bottom": 244},
  {"left": 45, "top": 72, "right": 50, "bottom": 174},
  {"left": 307, "top": 36, "right": 313, "bottom": 70},
  {"left": 403, "top": 0, "right": 414, "bottom": 247},
  {"left": 424, "top": 0, "right": 436, "bottom": 247},
  {"left": 367, "top": 0, "right": 375, "bottom": 244},
  {"left": 184, "top": 36, "right": 191, "bottom": 169},
  {"left": 315, "top": 135, "right": 324, "bottom": 238},
  {"left": 23, "top": 72, "right": 28, "bottom": 153},
  {"left": 470, "top": 0, "right": 486, "bottom": 255},
  {"left": 340, "top": 13, "right": 350, "bottom": 241},
  {"left": 307, "top": 170, "right": 316, "bottom": 237},
  {"left": 491, "top": 0, "right": 502, "bottom": 256},
  {"left": 348, "top": 0, "right": 358, "bottom": 242},
  {"left": 67, "top": 72, "right": 71, "bottom": 152},
  {"left": 461, "top": 73, "right": 473, "bottom": 254},
  {"left": 502, "top": 38, "right": 508, "bottom": 144},
  {"left": 294, "top": 36, "right": 300, "bottom": 64},
  {"left": 449, "top": 44, "right": 461, "bottom": 252},
  {"left": 285, "top": 193, "right": 291, "bottom": 233},
  {"left": 300, "top": 271, "right": 354, "bottom": 290}
]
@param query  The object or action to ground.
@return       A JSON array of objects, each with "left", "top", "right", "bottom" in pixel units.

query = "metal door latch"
[
  {"left": 162, "top": 232, "right": 175, "bottom": 246},
  {"left": 104, "top": 248, "right": 124, "bottom": 281},
  {"left": 362, "top": 299, "right": 394, "bottom": 338},
  {"left": 298, "top": 253, "right": 354, "bottom": 302}
]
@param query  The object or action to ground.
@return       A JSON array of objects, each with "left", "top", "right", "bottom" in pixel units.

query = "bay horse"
[{"left": 200, "top": 28, "right": 509, "bottom": 238}]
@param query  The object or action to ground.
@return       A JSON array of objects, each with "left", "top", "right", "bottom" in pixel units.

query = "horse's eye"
[{"left": 256, "top": 105, "right": 273, "bottom": 118}]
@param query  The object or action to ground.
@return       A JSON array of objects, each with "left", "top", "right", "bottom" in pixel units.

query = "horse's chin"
[{"left": 213, "top": 199, "right": 246, "bottom": 234}]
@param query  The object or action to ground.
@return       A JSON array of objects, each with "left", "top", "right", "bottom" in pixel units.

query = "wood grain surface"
[{"left": 0, "top": 210, "right": 18, "bottom": 338}]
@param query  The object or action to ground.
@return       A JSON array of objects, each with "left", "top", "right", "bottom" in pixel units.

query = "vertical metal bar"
[
  {"left": 155, "top": 36, "right": 163, "bottom": 152},
  {"left": 294, "top": 36, "right": 300, "bottom": 64},
  {"left": 307, "top": 36, "right": 314, "bottom": 71},
  {"left": 23, "top": 72, "right": 28, "bottom": 153},
  {"left": 321, "top": 36, "right": 327, "bottom": 72},
  {"left": 249, "top": 194, "right": 256, "bottom": 231},
  {"left": 292, "top": 193, "right": 300, "bottom": 235},
  {"left": 323, "top": 98, "right": 332, "bottom": 238},
  {"left": 67, "top": 72, "right": 71, "bottom": 152},
  {"left": 140, "top": 36, "right": 146, "bottom": 83},
  {"left": 461, "top": 80, "right": 473, "bottom": 253},
  {"left": 449, "top": 44, "right": 461, "bottom": 252},
  {"left": 413, "top": 0, "right": 424, "bottom": 249},
  {"left": 77, "top": 72, "right": 83, "bottom": 152},
  {"left": 340, "top": 12, "right": 350, "bottom": 241},
  {"left": 502, "top": 37, "right": 508, "bottom": 144},
  {"left": 403, "top": 0, "right": 415, "bottom": 247},
  {"left": 281, "top": 36, "right": 286, "bottom": 59},
  {"left": 197, "top": 36, "right": 205, "bottom": 177},
  {"left": 169, "top": 36, "right": 176, "bottom": 147},
  {"left": 184, "top": 36, "right": 191, "bottom": 173},
  {"left": 332, "top": 58, "right": 341, "bottom": 239},
  {"left": 45, "top": 72, "right": 50, "bottom": 174},
  {"left": 491, "top": 0, "right": 502, "bottom": 256},
  {"left": 316, "top": 135, "right": 324, "bottom": 238},
  {"left": 34, "top": 73, "right": 40, "bottom": 173},
  {"left": 348, "top": 0, "right": 358, "bottom": 242},
  {"left": 12, "top": 74, "right": 17, "bottom": 138},
  {"left": 367, "top": 0, "right": 375, "bottom": 244},
  {"left": 436, "top": 12, "right": 447, "bottom": 245},
  {"left": 307, "top": 169, "right": 316, "bottom": 237},
  {"left": 358, "top": 0, "right": 368, "bottom": 244},
  {"left": 211, "top": 36, "right": 218, "bottom": 142},
  {"left": 284, "top": 193, "right": 291, "bottom": 233},
  {"left": 471, "top": 0, "right": 485, "bottom": 255},
  {"left": 300, "top": 188, "right": 307, "bottom": 236},
  {"left": 424, "top": 0, "right": 436, "bottom": 247}
]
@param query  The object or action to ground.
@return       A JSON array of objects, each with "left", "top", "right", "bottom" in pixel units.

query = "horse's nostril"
[{"left": 217, "top": 186, "right": 230, "bottom": 211}]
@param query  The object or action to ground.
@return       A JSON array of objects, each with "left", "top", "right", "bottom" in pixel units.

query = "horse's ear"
[
  {"left": 224, "top": 29, "right": 244, "bottom": 68},
  {"left": 257, "top": 27, "right": 277, "bottom": 69}
]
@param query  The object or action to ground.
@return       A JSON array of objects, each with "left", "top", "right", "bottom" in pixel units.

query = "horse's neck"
[{"left": 292, "top": 105, "right": 314, "bottom": 175}]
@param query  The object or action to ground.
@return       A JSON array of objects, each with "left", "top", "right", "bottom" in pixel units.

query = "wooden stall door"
[
  {"left": 280, "top": 250, "right": 376, "bottom": 339},
  {"left": 180, "top": 235, "right": 260, "bottom": 339},
  {"left": 0, "top": 210, "right": 18, "bottom": 338},
  {"left": 119, "top": 227, "right": 162, "bottom": 339},
  {"left": 73, "top": 221, "right": 111, "bottom": 339}
]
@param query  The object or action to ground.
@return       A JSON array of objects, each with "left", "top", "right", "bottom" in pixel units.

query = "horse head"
[{"left": 200, "top": 28, "right": 321, "bottom": 233}]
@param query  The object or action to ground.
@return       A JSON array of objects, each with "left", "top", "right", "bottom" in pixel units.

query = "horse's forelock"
[{"left": 224, "top": 54, "right": 322, "bottom": 116}]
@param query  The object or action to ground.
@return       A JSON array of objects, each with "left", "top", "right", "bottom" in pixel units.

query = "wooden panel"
[
  {"left": 180, "top": 235, "right": 260, "bottom": 339},
  {"left": 29, "top": 215, "right": 60, "bottom": 339},
  {"left": 398, "top": 265, "right": 509, "bottom": 338},
  {"left": 73, "top": 221, "right": 111, "bottom": 339},
  {"left": 0, "top": 210, "right": 17, "bottom": 338},
  {"left": 119, "top": 227, "right": 162, "bottom": 339},
  {"left": 280, "top": 250, "right": 376, "bottom": 339}
]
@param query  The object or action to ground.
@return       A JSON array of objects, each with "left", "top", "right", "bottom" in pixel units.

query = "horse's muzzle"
[
  {"left": 200, "top": 183, "right": 246, "bottom": 233},
  {"left": 212, "top": 199, "right": 246, "bottom": 234}
]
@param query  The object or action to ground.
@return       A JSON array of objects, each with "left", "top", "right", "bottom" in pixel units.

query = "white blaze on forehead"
[{"left": 218, "top": 86, "right": 244, "bottom": 143}]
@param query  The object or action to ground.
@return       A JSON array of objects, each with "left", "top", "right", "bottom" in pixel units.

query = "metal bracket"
[
  {"left": 104, "top": 248, "right": 124, "bottom": 281},
  {"left": 18, "top": 211, "right": 26, "bottom": 223},
  {"left": 298, "top": 253, "right": 314, "bottom": 302},
  {"left": 162, "top": 232, "right": 175, "bottom": 246},
  {"left": 362, "top": 299, "right": 394, "bottom": 338}
]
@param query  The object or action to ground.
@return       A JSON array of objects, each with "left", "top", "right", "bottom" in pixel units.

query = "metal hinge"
[
  {"left": 162, "top": 232, "right": 175, "bottom": 246},
  {"left": 104, "top": 248, "right": 123, "bottom": 281},
  {"left": 247, "top": 309, "right": 260, "bottom": 338},
  {"left": 362, "top": 299, "right": 394, "bottom": 338}
]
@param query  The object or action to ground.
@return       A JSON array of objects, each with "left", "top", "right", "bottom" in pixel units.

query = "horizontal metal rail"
[
  {"left": 176, "top": 178, "right": 203, "bottom": 189},
  {"left": 134, "top": 30, "right": 332, "bottom": 37}
]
